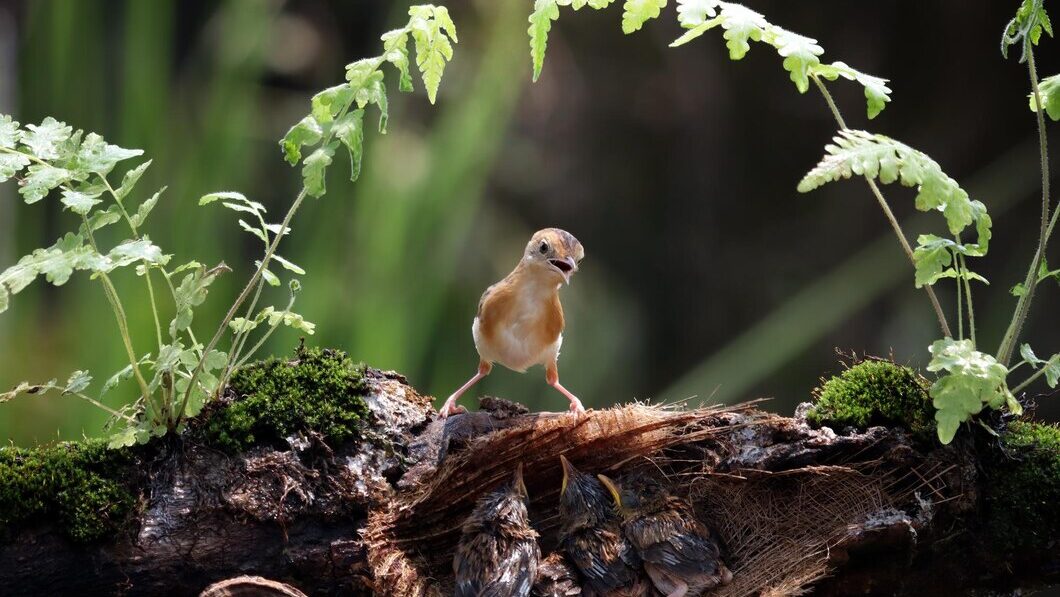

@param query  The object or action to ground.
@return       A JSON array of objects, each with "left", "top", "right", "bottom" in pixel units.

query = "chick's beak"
[
  {"left": 559, "top": 455, "right": 575, "bottom": 496},
  {"left": 548, "top": 256, "right": 578, "bottom": 285},
  {"left": 597, "top": 474, "right": 622, "bottom": 509},
  {"left": 514, "top": 463, "right": 528, "bottom": 498}
]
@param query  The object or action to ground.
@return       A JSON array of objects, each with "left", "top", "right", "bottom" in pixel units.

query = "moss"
[
  {"left": 983, "top": 421, "right": 1060, "bottom": 552},
  {"left": 202, "top": 346, "right": 370, "bottom": 452},
  {"left": 806, "top": 359, "right": 934, "bottom": 437},
  {"left": 0, "top": 438, "right": 137, "bottom": 543}
]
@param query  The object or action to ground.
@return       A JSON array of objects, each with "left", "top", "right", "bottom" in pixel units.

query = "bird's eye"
[{"left": 539, "top": 241, "right": 549, "bottom": 255}]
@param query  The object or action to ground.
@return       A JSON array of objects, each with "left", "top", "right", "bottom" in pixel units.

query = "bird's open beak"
[
  {"left": 597, "top": 474, "right": 622, "bottom": 508},
  {"left": 559, "top": 455, "right": 574, "bottom": 496},
  {"left": 548, "top": 256, "right": 578, "bottom": 285},
  {"left": 514, "top": 463, "right": 528, "bottom": 498}
]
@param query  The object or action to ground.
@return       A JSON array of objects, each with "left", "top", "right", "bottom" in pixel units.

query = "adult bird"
[
  {"left": 597, "top": 473, "right": 732, "bottom": 597},
  {"left": 454, "top": 464, "right": 541, "bottom": 597},
  {"left": 557, "top": 456, "right": 653, "bottom": 597},
  {"left": 440, "top": 228, "right": 585, "bottom": 418}
]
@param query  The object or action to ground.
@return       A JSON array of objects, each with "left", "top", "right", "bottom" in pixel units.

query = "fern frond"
[
  {"left": 529, "top": 0, "right": 560, "bottom": 82},
  {"left": 622, "top": 0, "right": 667, "bottom": 34},
  {"left": 1031, "top": 73, "right": 1060, "bottom": 120}
]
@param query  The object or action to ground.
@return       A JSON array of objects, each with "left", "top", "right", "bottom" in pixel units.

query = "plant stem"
[
  {"left": 811, "top": 75, "right": 953, "bottom": 339},
  {"left": 100, "top": 174, "right": 165, "bottom": 351},
  {"left": 1011, "top": 353, "right": 1060, "bottom": 395},
  {"left": 997, "top": 49, "right": 1052, "bottom": 365},
  {"left": 956, "top": 259, "right": 964, "bottom": 341},
  {"left": 71, "top": 391, "right": 137, "bottom": 423},
  {"left": 959, "top": 253, "right": 976, "bottom": 346},
  {"left": 177, "top": 188, "right": 308, "bottom": 421}
]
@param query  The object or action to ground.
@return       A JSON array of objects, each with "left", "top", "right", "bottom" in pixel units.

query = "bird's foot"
[
  {"left": 567, "top": 397, "right": 585, "bottom": 415},
  {"left": 438, "top": 398, "right": 467, "bottom": 419}
]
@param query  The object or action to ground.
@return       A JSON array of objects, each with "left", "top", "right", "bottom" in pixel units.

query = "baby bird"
[
  {"left": 557, "top": 456, "right": 653, "bottom": 597},
  {"left": 440, "top": 228, "right": 585, "bottom": 418},
  {"left": 455, "top": 464, "right": 541, "bottom": 597},
  {"left": 532, "top": 552, "right": 582, "bottom": 597},
  {"left": 596, "top": 474, "right": 732, "bottom": 597}
]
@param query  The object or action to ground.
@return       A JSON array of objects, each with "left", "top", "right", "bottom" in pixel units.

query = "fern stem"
[
  {"left": 100, "top": 174, "right": 165, "bottom": 351},
  {"left": 1012, "top": 353, "right": 1060, "bottom": 395},
  {"left": 79, "top": 214, "right": 153, "bottom": 410},
  {"left": 997, "top": 48, "right": 1052, "bottom": 365},
  {"left": 959, "top": 253, "right": 976, "bottom": 346},
  {"left": 956, "top": 257, "right": 964, "bottom": 341},
  {"left": 811, "top": 75, "right": 953, "bottom": 339},
  {"left": 177, "top": 188, "right": 308, "bottom": 423}
]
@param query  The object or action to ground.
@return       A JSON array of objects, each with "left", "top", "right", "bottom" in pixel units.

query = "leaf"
[
  {"left": 60, "top": 189, "right": 102, "bottom": 215},
  {"left": 622, "top": 0, "right": 667, "bottom": 34},
  {"left": 21, "top": 117, "right": 72, "bottom": 160},
  {"left": 410, "top": 5, "right": 457, "bottom": 104},
  {"left": 772, "top": 28, "right": 823, "bottom": 93},
  {"left": 100, "top": 361, "right": 138, "bottom": 397},
  {"left": 82, "top": 205, "right": 123, "bottom": 233},
  {"left": 63, "top": 370, "right": 92, "bottom": 395},
  {"left": 716, "top": 3, "right": 767, "bottom": 60},
  {"left": 75, "top": 133, "right": 143, "bottom": 175},
  {"left": 258, "top": 264, "right": 281, "bottom": 287},
  {"left": 114, "top": 160, "right": 151, "bottom": 200},
  {"left": 382, "top": 29, "right": 414, "bottom": 92},
  {"left": 229, "top": 317, "right": 260, "bottom": 334},
  {"left": 311, "top": 84, "right": 355, "bottom": 125},
  {"left": 1030, "top": 74, "right": 1060, "bottom": 121},
  {"left": 237, "top": 219, "right": 268, "bottom": 243},
  {"left": 927, "top": 338, "right": 1015, "bottom": 444},
  {"left": 20, "top": 163, "right": 71, "bottom": 204},
  {"left": 0, "top": 114, "right": 21, "bottom": 148},
  {"left": 0, "top": 151, "right": 30, "bottom": 183},
  {"left": 129, "top": 187, "right": 165, "bottom": 229},
  {"left": 810, "top": 61, "right": 892, "bottom": 119},
  {"left": 676, "top": 0, "right": 719, "bottom": 27},
  {"left": 912, "top": 235, "right": 955, "bottom": 288},
  {"left": 302, "top": 143, "right": 337, "bottom": 198},
  {"left": 105, "top": 238, "right": 165, "bottom": 271},
  {"left": 169, "top": 264, "right": 224, "bottom": 336},
  {"left": 1018, "top": 344, "right": 1060, "bottom": 388},
  {"left": 280, "top": 116, "right": 323, "bottom": 166},
  {"left": 272, "top": 254, "right": 306, "bottom": 275},
  {"left": 1002, "top": 0, "right": 1052, "bottom": 63},
  {"left": 333, "top": 109, "right": 366, "bottom": 182},
  {"left": 798, "top": 130, "right": 986, "bottom": 240}
]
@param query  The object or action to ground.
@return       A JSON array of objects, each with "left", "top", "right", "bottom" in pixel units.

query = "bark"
[{"left": 0, "top": 374, "right": 1055, "bottom": 596}]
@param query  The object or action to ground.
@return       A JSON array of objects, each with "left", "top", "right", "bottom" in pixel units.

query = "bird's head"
[
  {"left": 597, "top": 473, "right": 668, "bottom": 519},
  {"left": 463, "top": 463, "right": 534, "bottom": 535},
  {"left": 558, "top": 455, "right": 612, "bottom": 528},
  {"left": 523, "top": 228, "right": 584, "bottom": 286}
]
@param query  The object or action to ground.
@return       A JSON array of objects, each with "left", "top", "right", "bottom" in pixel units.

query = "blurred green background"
[{"left": 0, "top": 0, "right": 1057, "bottom": 445}]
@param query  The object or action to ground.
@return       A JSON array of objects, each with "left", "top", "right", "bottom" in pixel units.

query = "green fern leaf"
[
  {"left": 382, "top": 29, "right": 414, "bottom": 93},
  {"left": 1002, "top": 0, "right": 1053, "bottom": 62},
  {"left": 529, "top": 0, "right": 560, "bottom": 82},
  {"left": 0, "top": 115, "right": 21, "bottom": 148},
  {"left": 280, "top": 117, "right": 324, "bottom": 166},
  {"left": 410, "top": 5, "right": 457, "bottom": 104},
  {"left": 811, "top": 61, "right": 892, "bottom": 119},
  {"left": 333, "top": 109, "right": 366, "bottom": 182},
  {"left": 302, "top": 142, "right": 337, "bottom": 198},
  {"left": 798, "top": 130, "right": 984, "bottom": 238},
  {"left": 716, "top": 3, "right": 766, "bottom": 59},
  {"left": 621, "top": 0, "right": 667, "bottom": 34},
  {"left": 771, "top": 28, "right": 823, "bottom": 93},
  {"left": 676, "top": 0, "right": 718, "bottom": 26},
  {"left": 1031, "top": 73, "right": 1060, "bottom": 121}
]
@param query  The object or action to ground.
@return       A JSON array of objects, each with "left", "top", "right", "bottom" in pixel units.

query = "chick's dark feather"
[
  {"left": 455, "top": 472, "right": 541, "bottom": 597},
  {"left": 558, "top": 460, "right": 654, "bottom": 597}
]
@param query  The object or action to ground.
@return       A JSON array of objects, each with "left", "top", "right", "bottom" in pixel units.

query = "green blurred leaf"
[
  {"left": 279, "top": 116, "right": 323, "bottom": 166},
  {"left": 333, "top": 109, "right": 365, "bottom": 182},
  {"left": 20, "top": 163, "right": 71, "bottom": 204},
  {"left": 60, "top": 189, "right": 102, "bottom": 215},
  {"left": 114, "top": 160, "right": 151, "bottom": 200},
  {"left": 62, "top": 370, "right": 92, "bottom": 395},
  {"left": 1030, "top": 74, "right": 1060, "bottom": 121},
  {"left": 0, "top": 152, "right": 30, "bottom": 183},
  {"left": 928, "top": 338, "right": 1016, "bottom": 444},
  {"left": 302, "top": 143, "right": 336, "bottom": 198},
  {"left": 76, "top": 133, "right": 143, "bottom": 175},
  {"left": 0, "top": 115, "right": 21, "bottom": 148},
  {"left": 529, "top": 0, "right": 560, "bottom": 81},
  {"left": 622, "top": 0, "right": 666, "bottom": 34},
  {"left": 129, "top": 187, "right": 165, "bottom": 229},
  {"left": 1002, "top": 0, "right": 1052, "bottom": 62},
  {"left": 21, "top": 117, "right": 72, "bottom": 160}
]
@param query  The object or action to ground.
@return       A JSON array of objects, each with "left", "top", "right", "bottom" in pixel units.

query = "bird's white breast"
[{"left": 473, "top": 290, "right": 562, "bottom": 373}]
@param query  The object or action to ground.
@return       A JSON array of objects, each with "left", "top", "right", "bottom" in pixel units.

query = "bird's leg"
[
  {"left": 546, "top": 362, "right": 585, "bottom": 414},
  {"left": 439, "top": 360, "right": 491, "bottom": 418}
]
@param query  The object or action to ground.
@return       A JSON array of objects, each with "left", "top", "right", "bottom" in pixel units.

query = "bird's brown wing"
[
  {"left": 478, "top": 538, "right": 539, "bottom": 597},
  {"left": 563, "top": 528, "right": 642, "bottom": 595},
  {"left": 627, "top": 505, "right": 723, "bottom": 579},
  {"left": 477, "top": 282, "right": 500, "bottom": 321}
]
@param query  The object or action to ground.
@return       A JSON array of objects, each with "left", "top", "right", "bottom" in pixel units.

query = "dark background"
[{"left": 0, "top": 0, "right": 1056, "bottom": 444}]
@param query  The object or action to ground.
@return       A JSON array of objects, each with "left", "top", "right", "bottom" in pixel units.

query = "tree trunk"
[{"left": 0, "top": 371, "right": 1055, "bottom": 596}]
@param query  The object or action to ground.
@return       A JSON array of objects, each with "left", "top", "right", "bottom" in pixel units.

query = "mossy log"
[{"left": 0, "top": 353, "right": 1058, "bottom": 596}]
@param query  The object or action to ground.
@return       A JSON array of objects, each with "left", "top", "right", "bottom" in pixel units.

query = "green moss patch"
[
  {"left": 806, "top": 359, "right": 934, "bottom": 437},
  {"left": 202, "top": 347, "right": 370, "bottom": 452},
  {"left": 983, "top": 421, "right": 1060, "bottom": 552},
  {"left": 0, "top": 439, "right": 137, "bottom": 543}
]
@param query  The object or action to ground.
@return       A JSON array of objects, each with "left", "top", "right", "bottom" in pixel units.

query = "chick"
[
  {"left": 596, "top": 474, "right": 732, "bottom": 597},
  {"left": 440, "top": 229, "right": 586, "bottom": 418},
  {"left": 557, "top": 456, "right": 653, "bottom": 597},
  {"left": 455, "top": 464, "right": 542, "bottom": 597},
  {"left": 532, "top": 552, "right": 582, "bottom": 596}
]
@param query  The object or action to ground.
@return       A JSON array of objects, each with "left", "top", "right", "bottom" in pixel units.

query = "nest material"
[{"left": 365, "top": 401, "right": 957, "bottom": 596}]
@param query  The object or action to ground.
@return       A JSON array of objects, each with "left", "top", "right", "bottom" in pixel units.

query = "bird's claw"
[
  {"left": 438, "top": 399, "right": 467, "bottom": 419},
  {"left": 568, "top": 398, "right": 585, "bottom": 415}
]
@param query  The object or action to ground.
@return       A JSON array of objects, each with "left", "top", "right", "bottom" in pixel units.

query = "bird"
[
  {"left": 556, "top": 455, "right": 654, "bottom": 597},
  {"left": 596, "top": 473, "right": 732, "bottom": 597},
  {"left": 532, "top": 552, "right": 583, "bottom": 596},
  {"left": 454, "top": 463, "right": 542, "bottom": 597},
  {"left": 440, "top": 228, "right": 585, "bottom": 418}
]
